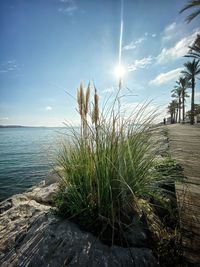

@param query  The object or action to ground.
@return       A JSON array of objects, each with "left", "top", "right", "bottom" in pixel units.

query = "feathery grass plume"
[
  {"left": 77, "top": 81, "right": 84, "bottom": 117},
  {"left": 84, "top": 82, "right": 90, "bottom": 115},
  {"left": 83, "top": 82, "right": 90, "bottom": 139},
  {"left": 77, "top": 81, "right": 91, "bottom": 139},
  {"left": 55, "top": 85, "right": 178, "bottom": 247},
  {"left": 92, "top": 86, "right": 99, "bottom": 127}
]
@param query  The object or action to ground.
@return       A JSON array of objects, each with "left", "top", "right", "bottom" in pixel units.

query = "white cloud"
[
  {"left": 123, "top": 36, "right": 146, "bottom": 50},
  {"left": 161, "top": 22, "right": 196, "bottom": 44},
  {"left": 135, "top": 37, "right": 146, "bottom": 44},
  {"left": 149, "top": 67, "right": 183, "bottom": 86},
  {"left": 157, "top": 29, "right": 199, "bottom": 64},
  {"left": 58, "top": 5, "right": 77, "bottom": 14},
  {"left": 188, "top": 92, "right": 200, "bottom": 99},
  {"left": 128, "top": 56, "right": 153, "bottom": 72},
  {"left": 196, "top": 92, "right": 200, "bottom": 98},
  {"left": 0, "top": 59, "right": 20, "bottom": 74},
  {"left": 195, "top": 92, "right": 200, "bottom": 103},
  {"left": 162, "top": 22, "right": 177, "bottom": 41},
  {"left": 123, "top": 32, "right": 156, "bottom": 51},
  {"left": 46, "top": 106, "right": 52, "bottom": 111},
  {"left": 102, "top": 87, "right": 115, "bottom": 94},
  {"left": 123, "top": 42, "right": 136, "bottom": 50},
  {"left": 0, "top": 70, "right": 7, "bottom": 74},
  {"left": 58, "top": 0, "right": 77, "bottom": 15},
  {"left": 165, "top": 22, "right": 176, "bottom": 32},
  {"left": 121, "top": 101, "right": 166, "bottom": 123}
]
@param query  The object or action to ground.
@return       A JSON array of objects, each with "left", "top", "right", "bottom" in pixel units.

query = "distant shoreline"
[
  {"left": 0, "top": 125, "right": 30, "bottom": 128},
  {"left": 0, "top": 125, "right": 65, "bottom": 128},
  {"left": 0, "top": 124, "right": 163, "bottom": 129}
]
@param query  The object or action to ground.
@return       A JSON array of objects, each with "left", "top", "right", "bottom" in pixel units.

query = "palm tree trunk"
[
  {"left": 182, "top": 99, "right": 185, "bottom": 123},
  {"left": 182, "top": 90, "right": 185, "bottom": 123},
  {"left": 178, "top": 97, "right": 181, "bottom": 123},
  {"left": 191, "top": 78, "right": 195, "bottom": 125},
  {"left": 176, "top": 108, "right": 178, "bottom": 123}
]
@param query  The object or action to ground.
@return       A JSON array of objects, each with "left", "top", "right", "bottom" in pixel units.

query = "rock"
[
  {"left": 0, "top": 199, "right": 12, "bottom": 214},
  {"left": 123, "top": 226, "right": 147, "bottom": 247},
  {"left": 122, "top": 215, "right": 149, "bottom": 247},
  {"left": 0, "top": 181, "right": 159, "bottom": 267},
  {"left": 0, "top": 213, "right": 159, "bottom": 267},
  {"left": 0, "top": 182, "right": 56, "bottom": 262},
  {"left": 24, "top": 183, "right": 58, "bottom": 205}
]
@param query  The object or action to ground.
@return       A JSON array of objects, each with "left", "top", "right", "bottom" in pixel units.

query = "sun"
[{"left": 114, "top": 64, "right": 126, "bottom": 80}]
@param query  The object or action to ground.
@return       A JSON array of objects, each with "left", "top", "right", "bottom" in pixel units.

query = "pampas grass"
[{"left": 55, "top": 82, "right": 173, "bottom": 245}]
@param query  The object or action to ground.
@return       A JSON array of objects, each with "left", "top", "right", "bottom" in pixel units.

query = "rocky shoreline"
[{"left": 0, "top": 126, "right": 169, "bottom": 267}]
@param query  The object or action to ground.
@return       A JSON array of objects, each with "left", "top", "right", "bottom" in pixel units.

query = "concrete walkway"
[{"left": 167, "top": 124, "right": 200, "bottom": 266}]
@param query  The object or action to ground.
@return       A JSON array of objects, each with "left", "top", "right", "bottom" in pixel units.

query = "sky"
[{"left": 0, "top": 0, "right": 199, "bottom": 126}]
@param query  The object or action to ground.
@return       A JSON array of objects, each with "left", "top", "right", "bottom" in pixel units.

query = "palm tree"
[
  {"left": 180, "top": 2, "right": 200, "bottom": 60},
  {"left": 175, "top": 77, "right": 190, "bottom": 123},
  {"left": 167, "top": 102, "right": 174, "bottom": 124},
  {"left": 180, "top": 0, "right": 200, "bottom": 23},
  {"left": 168, "top": 100, "right": 178, "bottom": 124},
  {"left": 181, "top": 59, "right": 200, "bottom": 124},
  {"left": 186, "top": 34, "right": 200, "bottom": 60},
  {"left": 187, "top": 104, "right": 200, "bottom": 120},
  {"left": 171, "top": 87, "right": 182, "bottom": 123}
]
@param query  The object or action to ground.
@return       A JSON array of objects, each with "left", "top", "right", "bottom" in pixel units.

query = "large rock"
[
  {"left": 0, "top": 183, "right": 52, "bottom": 262},
  {"left": 123, "top": 218, "right": 148, "bottom": 247},
  {"left": 24, "top": 181, "right": 58, "bottom": 204},
  {"left": 1, "top": 213, "right": 158, "bottom": 267},
  {"left": 0, "top": 182, "right": 159, "bottom": 267}
]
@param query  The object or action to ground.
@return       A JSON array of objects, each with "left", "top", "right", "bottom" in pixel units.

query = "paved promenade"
[{"left": 167, "top": 124, "right": 200, "bottom": 266}]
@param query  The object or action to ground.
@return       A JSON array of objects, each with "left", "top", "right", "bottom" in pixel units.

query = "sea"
[{"left": 0, "top": 127, "right": 70, "bottom": 201}]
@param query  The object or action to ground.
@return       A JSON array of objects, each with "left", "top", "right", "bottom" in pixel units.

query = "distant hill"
[
  {"left": 0, "top": 125, "right": 41, "bottom": 128},
  {"left": 0, "top": 125, "right": 27, "bottom": 128},
  {"left": 0, "top": 125, "right": 65, "bottom": 128}
]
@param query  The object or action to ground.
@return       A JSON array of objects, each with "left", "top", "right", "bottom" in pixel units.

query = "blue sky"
[{"left": 0, "top": 0, "right": 199, "bottom": 126}]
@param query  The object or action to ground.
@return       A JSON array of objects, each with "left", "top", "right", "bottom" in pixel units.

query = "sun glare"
[{"left": 114, "top": 64, "right": 126, "bottom": 80}]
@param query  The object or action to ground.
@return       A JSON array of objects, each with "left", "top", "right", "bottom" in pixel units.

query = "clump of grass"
[{"left": 55, "top": 82, "right": 175, "bottom": 246}]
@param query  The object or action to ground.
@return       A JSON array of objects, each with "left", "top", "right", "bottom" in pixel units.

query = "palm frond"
[
  {"left": 185, "top": 53, "right": 200, "bottom": 60},
  {"left": 186, "top": 35, "right": 200, "bottom": 59},
  {"left": 180, "top": 0, "right": 200, "bottom": 12},
  {"left": 180, "top": 0, "right": 200, "bottom": 23},
  {"left": 186, "top": 8, "right": 200, "bottom": 22}
]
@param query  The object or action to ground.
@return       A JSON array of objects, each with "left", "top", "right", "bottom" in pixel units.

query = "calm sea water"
[{"left": 0, "top": 127, "right": 69, "bottom": 201}]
